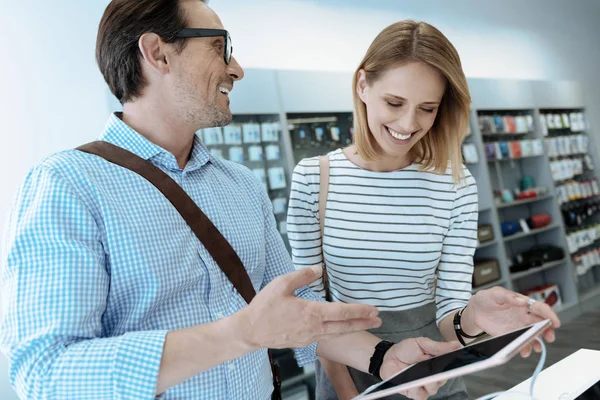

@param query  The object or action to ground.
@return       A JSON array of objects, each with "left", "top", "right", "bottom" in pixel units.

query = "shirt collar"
[{"left": 99, "top": 112, "right": 210, "bottom": 171}]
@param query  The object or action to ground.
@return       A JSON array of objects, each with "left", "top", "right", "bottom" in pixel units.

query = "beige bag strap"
[{"left": 318, "top": 155, "right": 332, "bottom": 301}]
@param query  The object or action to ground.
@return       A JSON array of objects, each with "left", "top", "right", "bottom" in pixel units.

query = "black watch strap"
[
  {"left": 368, "top": 340, "right": 395, "bottom": 380},
  {"left": 453, "top": 307, "right": 485, "bottom": 346}
]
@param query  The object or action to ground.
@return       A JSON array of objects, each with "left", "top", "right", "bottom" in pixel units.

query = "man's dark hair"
[{"left": 96, "top": 0, "right": 204, "bottom": 103}]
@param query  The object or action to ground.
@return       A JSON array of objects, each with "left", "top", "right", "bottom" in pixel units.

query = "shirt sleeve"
[
  {"left": 0, "top": 164, "right": 168, "bottom": 400},
  {"left": 286, "top": 159, "right": 327, "bottom": 299},
  {"left": 256, "top": 171, "right": 321, "bottom": 367},
  {"left": 435, "top": 169, "right": 479, "bottom": 325}
]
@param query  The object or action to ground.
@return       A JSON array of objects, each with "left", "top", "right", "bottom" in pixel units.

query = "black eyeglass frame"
[{"left": 174, "top": 28, "right": 232, "bottom": 65}]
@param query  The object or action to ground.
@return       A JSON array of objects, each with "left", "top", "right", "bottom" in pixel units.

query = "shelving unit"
[
  {"left": 503, "top": 224, "right": 561, "bottom": 242},
  {"left": 495, "top": 193, "right": 554, "bottom": 209},
  {"left": 466, "top": 79, "right": 585, "bottom": 324},
  {"left": 226, "top": 72, "right": 600, "bottom": 397},
  {"left": 477, "top": 239, "right": 498, "bottom": 250},
  {"left": 532, "top": 81, "right": 600, "bottom": 316},
  {"left": 510, "top": 258, "right": 567, "bottom": 281}
]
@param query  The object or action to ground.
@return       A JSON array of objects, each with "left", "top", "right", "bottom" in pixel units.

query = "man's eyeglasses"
[{"left": 174, "top": 28, "right": 233, "bottom": 65}]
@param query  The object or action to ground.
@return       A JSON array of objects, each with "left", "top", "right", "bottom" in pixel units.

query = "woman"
[{"left": 287, "top": 20, "right": 559, "bottom": 399}]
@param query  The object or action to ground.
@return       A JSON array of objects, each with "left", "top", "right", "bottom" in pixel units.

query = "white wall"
[
  {"left": 0, "top": 0, "right": 112, "bottom": 253},
  {"left": 211, "top": 0, "right": 599, "bottom": 79},
  {"left": 0, "top": 0, "right": 599, "bottom": 398},
  {"left": 0, "top": 1, "right": 111, "bottom": 397}
]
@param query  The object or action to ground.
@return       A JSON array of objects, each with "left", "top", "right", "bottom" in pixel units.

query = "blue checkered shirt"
[{"left": 0, "top": 113, "right": 319, "bottom": 399}]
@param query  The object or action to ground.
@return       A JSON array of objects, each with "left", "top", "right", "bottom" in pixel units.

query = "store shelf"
[
  {"left": 553, "top": 169, "right": 594, "bottom": 186},
  {"left": 580, "top": 284, "right": 600, "bottom": 303},
  {"left": 570, "top": 237, "right": 600, "bottom": 256},
  {"left": 476, "top": 239, "right": 498, "bottom": 250},
  {"left": 482, "top": 132, "right": 532, "bottom": 138},
  {"left": 503, "top": 224, "right": 561, "bottom": 243},
  {"left": 488, "top": 154, "right": 544, "bottom": 163},
  {"left": 560, "top": 195, "right": 600, "bottom": 209},
  {"left": 546, "top": 129, "right": 587, "bottom": 135},
  {"left": 567, "top": 221, "right": 600, "bottom": 235},
  {"left": 472, "top": 279, "right": 505, "bottom": 294},
  {"left": 510, "top": 258, "right": 567, "bottom": 281},
  {"left": 496, "top": 194, "right": 554, "bottom": 209},
  {"left": 549, "top": 152, "right": 587, "bottom": 161}
]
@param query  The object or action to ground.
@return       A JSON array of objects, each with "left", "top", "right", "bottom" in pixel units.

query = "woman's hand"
[{"left": 463, "top": 286, "right": 561, "bottom": 357}]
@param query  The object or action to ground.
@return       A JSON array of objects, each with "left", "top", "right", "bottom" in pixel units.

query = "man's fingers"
[
  {"left": 320, "top": 317, "right": 382, "bottom": 336},
  {"left": 314, "top": 301, "right": 379, "bottom": 322},
  {"left": 278, "top": 265, "right": 323, "bottom": 294}
]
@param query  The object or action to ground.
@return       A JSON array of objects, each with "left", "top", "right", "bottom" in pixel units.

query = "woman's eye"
[{"left": 387, "top": 102, "right": 401, "bottom": 108}]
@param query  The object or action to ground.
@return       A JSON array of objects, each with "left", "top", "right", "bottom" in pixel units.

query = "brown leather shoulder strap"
[{"left": 77, "top": 141, "right": 256, "bottom": 304}]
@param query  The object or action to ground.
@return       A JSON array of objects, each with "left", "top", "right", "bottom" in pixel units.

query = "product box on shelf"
[
  {"left": 473, "top": 259, "right": 501, "bottom": 287},
  {"left": 477, "top": 225, "right": 495, "bottom": 244},
  {"left": 524, "top": 284, "right": 563, "bottom": 311},
  {"left": 462, "top": 143, "right": 479, "bottom": 164}
]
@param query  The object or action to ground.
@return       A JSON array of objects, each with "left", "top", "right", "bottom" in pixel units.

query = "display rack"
[{"left": 198, "top": 114, "right": 294, "bottom": 251}]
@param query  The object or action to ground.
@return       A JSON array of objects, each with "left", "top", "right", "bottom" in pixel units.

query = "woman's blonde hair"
[{"left": 352, "top": 20, "right": 471, "bottom": 183}]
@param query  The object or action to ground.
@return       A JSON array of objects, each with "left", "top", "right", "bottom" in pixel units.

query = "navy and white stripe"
[{"left": 287, "top": 148, "right": 478, "bottom": 325}]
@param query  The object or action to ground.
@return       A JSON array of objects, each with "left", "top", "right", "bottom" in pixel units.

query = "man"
[{"left": 1, "top": 1, "right": 480, "bottom": 399}]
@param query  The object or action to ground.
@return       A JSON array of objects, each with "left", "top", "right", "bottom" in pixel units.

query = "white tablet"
[{"left": 355, "top": 319, "right": 552, "bottom": 400}]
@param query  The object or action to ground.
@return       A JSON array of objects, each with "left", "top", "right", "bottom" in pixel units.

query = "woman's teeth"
[{"left": 387, "top": 126, "right": 412, "bottom": 140}]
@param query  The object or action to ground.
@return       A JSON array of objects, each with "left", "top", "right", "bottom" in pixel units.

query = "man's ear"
[{"left": 138, "top": 32, "right": 170, "bottom": 75}]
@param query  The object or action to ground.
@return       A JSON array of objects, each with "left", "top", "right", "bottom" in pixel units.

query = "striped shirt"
[
  {"left": 0, "top": 113, "right": 319, "bottom": 400},
  {"left": 287, "top": 148, "right": 478, "bottom": 325}
]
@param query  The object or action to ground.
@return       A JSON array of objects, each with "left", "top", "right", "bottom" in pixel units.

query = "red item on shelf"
[
  {"left": 528, "top": 213, "right": 552, "bottom": 229},
  {"left": 509, "top": 141, "right": 522, "bottom": 158},
  {"left": 517, "top": 190, "right": 538, "bottom": 200},
  {"left": 524, "top": 284, "right": 562, "bottom": 310},
  {"left": 505, "top": 116, "right": 517, "bottom": 133}
]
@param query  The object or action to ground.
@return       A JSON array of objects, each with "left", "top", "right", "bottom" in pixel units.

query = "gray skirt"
[{"left": 315, "top": 303, "right": 468, "bottom": 400}]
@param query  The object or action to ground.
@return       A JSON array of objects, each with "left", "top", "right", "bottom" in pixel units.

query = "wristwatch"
[{"left": 368, "top": 340, "right": 395, "bottom": 380}]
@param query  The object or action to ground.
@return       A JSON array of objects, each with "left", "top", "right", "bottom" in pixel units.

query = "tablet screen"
[{"left": 362, "top": 326, "right": 530, "bottom": 396}]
